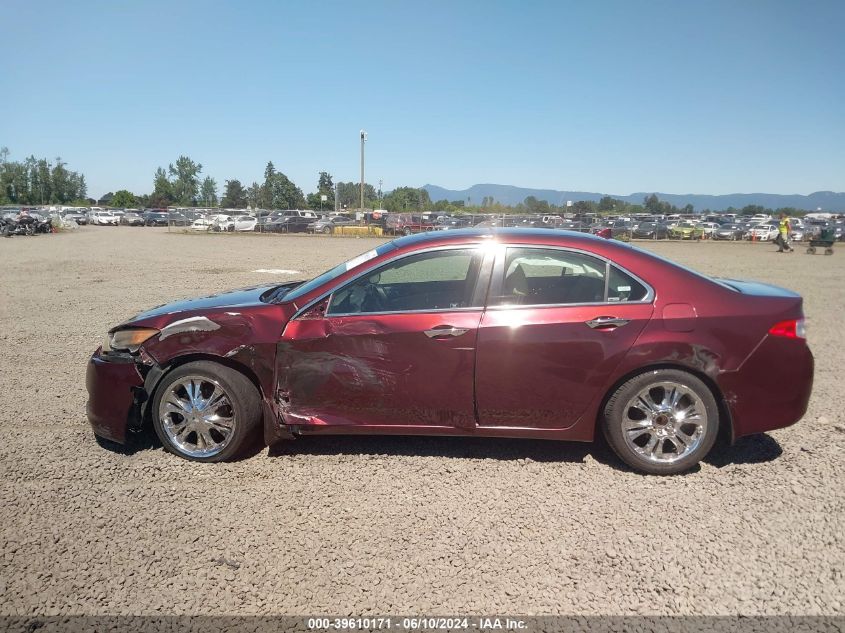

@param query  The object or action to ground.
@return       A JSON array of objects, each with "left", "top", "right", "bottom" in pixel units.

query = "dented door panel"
[{"left": 277, "top": 311, "right": 482, "bottom": 428}]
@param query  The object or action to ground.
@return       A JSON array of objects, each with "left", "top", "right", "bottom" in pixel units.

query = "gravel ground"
[{"left": 0, "top": 227, "right": 843, "bottom": 617}]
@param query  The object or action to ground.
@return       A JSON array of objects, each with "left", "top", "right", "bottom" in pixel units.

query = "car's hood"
[{"left": 124, "top": 283, "right": 300, "bottom": 324}]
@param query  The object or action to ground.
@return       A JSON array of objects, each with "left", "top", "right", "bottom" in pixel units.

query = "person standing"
[{"left": 776, "top": 213, "right": 794, "bottom": 252}]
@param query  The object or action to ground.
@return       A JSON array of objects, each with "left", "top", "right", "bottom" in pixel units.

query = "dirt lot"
[{"left": 1, "top": 227, "right": 843, "bottom": 616}]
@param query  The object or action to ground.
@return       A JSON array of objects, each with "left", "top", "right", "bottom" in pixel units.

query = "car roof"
[{"left": 391, "top": 227, "right": 607, "bottom": 249}]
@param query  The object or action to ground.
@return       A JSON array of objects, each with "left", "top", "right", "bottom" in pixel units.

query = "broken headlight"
[{"left": 103, "top": 328, "right": 159, "bottom": 353}]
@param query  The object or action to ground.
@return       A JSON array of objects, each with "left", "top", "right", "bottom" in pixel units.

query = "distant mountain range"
[{"left": 421, "top": 184, "right": 845, "bottom": 212}]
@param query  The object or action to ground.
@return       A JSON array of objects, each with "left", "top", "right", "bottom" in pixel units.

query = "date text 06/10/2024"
[{"left": 306, "top": 617, "right": 527, "bottom": 630}]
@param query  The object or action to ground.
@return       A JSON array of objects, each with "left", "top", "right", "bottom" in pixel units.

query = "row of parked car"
[
  {"left": 45, "top": 207, "right": 845, "bottom": 242},
  {"left": 610, "top": 216, "right": 844, "bottom": 242},
  {"left": 59, "top": 208, "right": 348, "bottom": 233},
  {"left": 374, "top": 211, "right": 843, "bottom": 243},
  {"left": 483, "top": 213, "right": 844, "bottom": 242}
]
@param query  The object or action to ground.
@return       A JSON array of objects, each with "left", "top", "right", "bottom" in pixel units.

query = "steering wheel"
[{"left": 364, "top": 283, "right": 389, "bottom": 312}]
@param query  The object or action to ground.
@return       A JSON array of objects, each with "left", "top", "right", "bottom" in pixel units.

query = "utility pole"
[
  {"left": 378, "top": 178, "right": 383, "bottom": 209},
  {"left": 360, "top": 130, "right": 367, "bottom": 215}
]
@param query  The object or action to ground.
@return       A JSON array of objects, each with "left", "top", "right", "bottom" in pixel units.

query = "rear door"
[
  {"left": 278, "top": 246, "right": 492, "bottom": 429},
  {"left": 475, "top": 246, "right": 654, "bottom": 429}
]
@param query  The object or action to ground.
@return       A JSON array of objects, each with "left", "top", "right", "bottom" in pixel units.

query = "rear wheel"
[
  {"left": 602, "top": 369, "right": 719, "bottom": 474},
  {"left": 152, "top": 361, "right": 262, "bottom": 462}
]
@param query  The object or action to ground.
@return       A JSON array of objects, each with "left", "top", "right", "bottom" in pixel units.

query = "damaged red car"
[{"left": 86, "top": 229, "right": 814, "bottom": 474}]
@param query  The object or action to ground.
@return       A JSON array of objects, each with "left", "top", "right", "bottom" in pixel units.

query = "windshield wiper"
[{"left": 261, "top": 283, "right": 300, "bottom": 304}]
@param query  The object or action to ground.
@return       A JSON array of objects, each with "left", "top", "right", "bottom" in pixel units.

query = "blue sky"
[{"left": 2, "top": 0, "right": 843, "bottom": 199}]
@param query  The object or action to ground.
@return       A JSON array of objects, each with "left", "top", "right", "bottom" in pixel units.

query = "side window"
[
  {"left": 607, "top": 265, "right": 647, "bottom": 302},
  {"left": 494, "top": 248, "right": 606, "bottom": 306},
  {"left": 327, "top": 249, "right": 483, "bottom": 315}
]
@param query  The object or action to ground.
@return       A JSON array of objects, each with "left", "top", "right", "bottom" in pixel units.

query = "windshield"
[{"left": 283, "top": 241, "right": 400, "bottom": 303}]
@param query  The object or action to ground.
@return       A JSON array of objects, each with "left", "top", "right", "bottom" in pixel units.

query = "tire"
[
  {"left": 602, "top": 369, "right": 719, "bottom": 475},
  {"left": 403, "top": 227, "right": 413, "bottom": 236},
  {"left": 322, "top": 226, "right": 332, "bottom": 234},
  {"left": 151, "top": 361, "right": 262, "bottom": 462}
]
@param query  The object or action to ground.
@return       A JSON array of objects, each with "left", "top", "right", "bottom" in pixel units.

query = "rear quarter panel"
[{"left": 561, "top": 242, "right": 806, "bottom": 441}]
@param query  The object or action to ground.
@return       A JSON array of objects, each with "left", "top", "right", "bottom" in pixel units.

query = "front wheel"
[
  {"left": 602, "top": 369, "right": 719, "bottom": 474},
  {"left": 152, "top": 361, "right": 262, "bottom": 462}
]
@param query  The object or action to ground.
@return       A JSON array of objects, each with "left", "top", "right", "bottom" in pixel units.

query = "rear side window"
[
  {"left": 494, "top": 248, "right": 606, "bottom": 305},
  {"left": 607, "top": 266, "right": 647, "bottom": 302},
  {"left": 493, "top": 247, "right": 649, "bottom": 306}
]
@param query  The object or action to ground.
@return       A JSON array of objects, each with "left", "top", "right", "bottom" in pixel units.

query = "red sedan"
[{"left": 86, "top": 229, "right": 813, "bottom": 474}]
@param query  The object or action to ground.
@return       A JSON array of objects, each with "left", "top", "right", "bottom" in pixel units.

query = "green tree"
[
  {"left": 110, "top": 190, "right": 137, "bottom": 207},
  {"left": 523, "top": 195, "right": 551, "bottom": 215},
  {"left": 307, "top": 171, "right": 336, "bottom": 212},
  {"left": 258, "top": 161, "right": 306, "bottom": 209},
  {"left": 168, "top": 155, "right": 203, "bottom": 206},
  {"left": 275, "top": 173, "right": 306, "bottom": 209},
  {"left": 220, "top": 179, "right": 247, "bottom": 208},
  {"left": 150, "top": 167, "right": 173, "bottom": 207},
  {"left": 572, "top": 200, "right": 597, "bottom": 215},
  {"left": 382, "top": 186, "right": 431, "bottom": 213},
  {"left": 599, "top": 196, "right": 625, "bottom": 212},
  {"left": 336, "top": 181, "right": 377, "bottom": 209},
  {"left": 0, "top": 149, "right": 87, "bottom": 204},
  {"left": 200, "top": 176, "right": 218, "bottom": 207},
  {"left": 644, "top": 194, "right": 661, "bottom": 214},
  {"left": 260, "top": 161, "right": 276, "bottom": 208},
  {"left": 72, "top": 172, "right": 87, "bottom": 201},
  {"left": 318, "top": 171, "right": 334, "bottom": 194},
  {"left": 247, "top": 182, "right": 261, "bottom": 209},
  {"left": 51, "top": 158, "right": 71, "bottom": 203}
]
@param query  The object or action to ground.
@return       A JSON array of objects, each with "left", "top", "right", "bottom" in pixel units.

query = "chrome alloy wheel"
[
  {"left": 621, "top": 381, "right": 708, "bottom": 464},
  {"left": 158, "top": 375, "right": 236, "bottom": 458}
]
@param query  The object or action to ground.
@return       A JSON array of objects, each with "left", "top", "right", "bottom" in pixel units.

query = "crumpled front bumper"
[{"left": 85, "top": 348, "right": 146, "bottom": 444}]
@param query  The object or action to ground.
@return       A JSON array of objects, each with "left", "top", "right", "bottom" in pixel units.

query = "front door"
[{"left": 277, "top": 247, "right": 490, "bottom": 429}]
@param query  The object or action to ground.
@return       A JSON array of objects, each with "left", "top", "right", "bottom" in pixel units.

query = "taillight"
[{"left": 769, "top": 318, "right": 806, "bottom": 339}]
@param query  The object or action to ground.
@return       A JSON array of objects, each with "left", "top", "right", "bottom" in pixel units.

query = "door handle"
[
  {"left": 585, "top": 316, "right": 629, "bottom": 329},
  {"left": 424, "top": 326, "right": 470, "bottom": 338}
]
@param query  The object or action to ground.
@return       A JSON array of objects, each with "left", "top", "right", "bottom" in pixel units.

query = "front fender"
[{"left": 138, "top": 307, "right": 291, "bottom": 445}]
